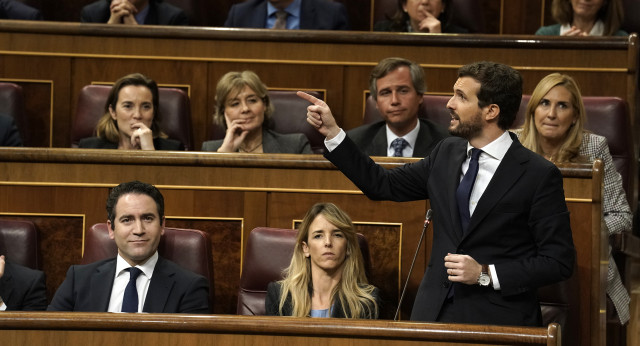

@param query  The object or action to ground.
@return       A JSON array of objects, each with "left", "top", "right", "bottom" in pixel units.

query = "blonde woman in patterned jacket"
[{"left": 515, "top": 72, "right": 631, "bottom": 325}]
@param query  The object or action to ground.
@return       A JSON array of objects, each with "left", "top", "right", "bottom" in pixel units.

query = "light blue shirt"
[
  {"left": 266, "top": 0, "right": 301, "bottom": 29},
  {"left": 310, "top": 308, "right": 331, "bottom": 318}
]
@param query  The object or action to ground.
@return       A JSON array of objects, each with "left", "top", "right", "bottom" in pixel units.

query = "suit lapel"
[
  {"left": 91, "top": 260, "right": 116, "bottom": 311},
  {"left": 143, "top": 257, "right": 174, "bottom": 313},
  {"left": 447, "top": 142, "right": 468, "bottom": 242},
  {"left": 367, "top": 126, "right": 388, "bottom": 156},
  {"left": 262, "top": 129, "right": 280, "bottom": 153},
  {"left": 464, "top": 138, "right": 528, "bottom": 238},
  {"left": 299, "top": 0, "right": 316, "bottom": 30}
]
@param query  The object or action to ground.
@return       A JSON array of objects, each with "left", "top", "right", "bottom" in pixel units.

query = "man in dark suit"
[
  {"left": 348, "top": 57, "right": 448, "bottom": 157},
  {"left": 48, "top": 181, "right": 209, "bottom": 313},
  {"left": 298, "top": 61, "right": 575, "bottom": 326},
  {"left": 0, "top": 255, "right": 47, "bottom": 311},
  {"left": 81, "top": 0, "right": 188, "bottom": 25},
  {"left": 224, "top": 0, "right": 349, "bottom": 30},
  {"left": 0, "top": 0, "right": 42, "bottom": 20},
  {"left": 0, "top": 114, "right": 23, "bottom": 146}
]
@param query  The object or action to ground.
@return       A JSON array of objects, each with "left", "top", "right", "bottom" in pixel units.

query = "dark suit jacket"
[
  {"left": 48, "top": 256, "right": 210, "bottom": 313},
  {"left": 265, "top": 281, "right": 380, "bottom": 318},
  {"left": 0, "top": 0, "right": 42, "bottom": 20},
  {"left": 78, "top": 136, "right": 184, "bottom": 150},
  {"left": 224, "top": 0, "right": 349, "bottom": 30},
  {"left": 0, "top": 261, "right": 47, "bottom": 311},
  {"left": 80, "top": 0, "right": 188, "bottom": 25},
  {"left": 346, "top": 118, "right": 449, "bottom": 157},
  {"left": 373, "top": 17, "right": 468, "bottom": 33},
  {"left": 325, "top": 132, "right": 575, "bottom": 326},
  {"left": 0, "top": 114, "right": 23, "bottom": 146},
  {"left": 201, "top": 128, "right": 312, "bottom": 153}
]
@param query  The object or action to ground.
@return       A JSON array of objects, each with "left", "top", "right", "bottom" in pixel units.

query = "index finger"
[{"left": 296, "top": 91, "right": 325, "bottom": 107}]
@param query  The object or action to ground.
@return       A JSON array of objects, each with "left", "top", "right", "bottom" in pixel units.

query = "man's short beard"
[{"left": 449, "top": 110, "right": 483, "bottom": 140}]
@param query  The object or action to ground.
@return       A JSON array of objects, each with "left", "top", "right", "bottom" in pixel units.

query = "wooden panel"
[{"left": 0, "top": 313, "right": 560, "bottom": 345}]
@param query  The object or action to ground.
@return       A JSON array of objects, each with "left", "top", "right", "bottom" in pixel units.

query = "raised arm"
[{"left": 297, "top": 91, "right": 341, "bottom": 139}]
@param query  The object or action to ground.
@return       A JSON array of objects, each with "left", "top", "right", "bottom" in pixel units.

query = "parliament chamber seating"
[
  {"left": 208, "top": 90, "right": 326, "bottom": 153},
  {"left": 236, "top": 227, "right": 371, "bottom": 315},
  {"left": 70, "top": 85, "right": 194, "bottom": 150},
  {"left": 0, "top": 219, "right": 41, "bottom": 270},
  {"left": 371, "top": 0, "right": 486, "bottom": 33},
  {"left": 0, "top": 82, "right": 27, "bottom": 144},
  {"left": 81, "top": 223, "right": 215, "bottom": 305}
]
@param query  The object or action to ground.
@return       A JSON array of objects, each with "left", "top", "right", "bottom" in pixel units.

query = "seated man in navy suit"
[
  {"left": 0, "top": 0, "right": 42, "bottom": 20},
  {"left": 48, "top": 181, "right": 210, "bottom": 313},
  {"left": 347, "top": 57, "right": 449, "bottom": 157},
  {"left": 224, "top": 0, "right": 349, "bottom": 30},
  {"left": 81, "top": 0, "right": 188, "bottom": 25},
  {"left": 0, "top": 255, "right": 48, "bottom": 311}
]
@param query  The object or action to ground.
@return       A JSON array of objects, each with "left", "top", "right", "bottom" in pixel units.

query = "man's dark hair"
[
  {"left": 457, "top": 61, "right": 522, "bottom": 130},
  {"left": 106, "top": 180, "right": 165, "bottom": 226},
  {"left": 369, "top": 57, "right": 426, "bottom": 100}
]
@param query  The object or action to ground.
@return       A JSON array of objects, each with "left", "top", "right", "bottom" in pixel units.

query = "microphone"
[{"left": 394, "top": 209, "right": 433, "bottom": 321}]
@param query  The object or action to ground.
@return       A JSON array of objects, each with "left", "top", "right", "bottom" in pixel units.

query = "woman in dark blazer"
[
  {"left": 201, "top": 71, "right": 311, "bottom": 154},
  {"left": 373, "top": 0, "right": 467, "bottom": 33},
  {"left": 79, "top": 73, "right": 183, "bottom": 151},
  {"left": 265, "top": 203, "right": 379, "bottom": 318}
]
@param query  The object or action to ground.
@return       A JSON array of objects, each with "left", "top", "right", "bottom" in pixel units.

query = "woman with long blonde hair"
[
  {"left": 516, "top": 73, "right": 631, "bottom": 325},
  {"left": 265, "top": 203, "right": 379, "bottom": 318}
]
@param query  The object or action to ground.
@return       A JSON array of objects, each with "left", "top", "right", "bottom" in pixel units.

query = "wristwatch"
[{"left": 478, "top": 264, "right": 491, "bottom": 286}]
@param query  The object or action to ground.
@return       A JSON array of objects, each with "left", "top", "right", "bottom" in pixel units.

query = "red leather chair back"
[
  {"left": 82, "top": 223, "right": 214, "bottom": 305},
  {"left": 71, "top": 85, "right": 193, "bottom": 150},
  {"left": 237, "top": 227, "right": 371, "bottom": 315},
  {"left": 208, "top": 90, "right": 325, "bottom": 153},
  {"left": 371, "top": 0, "right": 486, "bottom": 33},
  {"left": 0, "top": 220, "right": 40, "bottom": 270},
  {"left": 0, "top": 82, "right": 27, "bottom": 144}
]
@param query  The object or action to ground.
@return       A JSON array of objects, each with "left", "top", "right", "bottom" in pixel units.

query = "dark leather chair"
[
  {"left": 81, "top": 223, "right": 214, "bottom": 305},
  {"left": 208, "top": 90, "right": 326, "bottom": 154},
  {"left": 0, "top": 82, "right": 27, "bottom": 144},
  {"left": 371, "top": 0, "right": 486, "bottom": 33},
  {"left": 0, "top": 220, "right": 40, "bottom": 270},
  {"left": 237, "top": 227, "right": 371, "bottom": 315},
  {"left": 71, "top": 84, "right": 193, "bottom": 150}
]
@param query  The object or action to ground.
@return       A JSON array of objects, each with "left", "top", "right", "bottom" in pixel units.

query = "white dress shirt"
[
  {"left": 107, "top": 251, "right": 158, "bottom": 313},
  {"left": 386, "top": 121, "right": 420, "bottom": 157}
]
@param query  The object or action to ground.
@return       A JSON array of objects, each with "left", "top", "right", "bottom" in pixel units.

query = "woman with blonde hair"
[
  {"left": 265, "top": 203, "right": 380, "bottom": 318},
  {"left": 79, "top": 73, "right": 183, "bottom": 150},
  {"left": 535, "top": 0, "right": 627, "bottom": 36},
  {"left": 201, "top": 70, "right": 311, "bottom": 154},
  {"left": 516, "top": 73, "right": 631, "bottom": 324}
]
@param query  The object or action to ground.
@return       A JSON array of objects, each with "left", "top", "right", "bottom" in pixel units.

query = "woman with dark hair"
[
  {"left": 535, "top": 0, "right": 627, "bottom": 36},
  {"left": 265, "top": 203, "right": 380, "bottom": 318},
  {"left": 202, "top": 70, "right": 311, "bottom": 153},
  {"left": 79, "top": 73, "right": 183, "bottom": 150},
  {"left": 373, "top": 0, "right": 467, "bottom": 33},
  {"left": 515, "top": 73, "right": 631, "bottom": 324}
]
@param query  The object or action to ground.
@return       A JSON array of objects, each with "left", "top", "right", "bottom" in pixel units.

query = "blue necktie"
[
  {"left": 391, "top": 138, "right": 408, "bottom": 157},
  {"left": 456, "top": 148, "right": 482, "bottom": 235},
  {"left": 122, "top": 267, "right": 142, "bottom": 313}
]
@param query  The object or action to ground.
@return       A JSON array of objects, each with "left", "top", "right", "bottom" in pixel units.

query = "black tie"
[
  {"left": 122, "top": 267, "right": 142, "bottom": 313},
  {"left": 391, "top": 138, "right": 408, "bottom": 157},
  {"left": 456, "top": 148, "right": 482, "bottom": 235}
]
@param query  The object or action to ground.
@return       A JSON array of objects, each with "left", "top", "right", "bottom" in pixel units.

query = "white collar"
[
  {"left": 559, "top": 19, "right": 604, "bottom": 36},
  {"left": 385, "top": 120, "right": 421, "bottom": 150},
  {"left": 115, "top": 251, "right": 158, "bottom": 279}
]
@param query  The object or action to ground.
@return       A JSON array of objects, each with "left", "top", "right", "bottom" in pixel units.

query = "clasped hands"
[{"left": 108, "top": 0, "right": 140, "bottom": 25}]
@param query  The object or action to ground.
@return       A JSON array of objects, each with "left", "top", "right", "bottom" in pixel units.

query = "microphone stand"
[{"left": 394, "top": 209, "right": 433, "bottom": 321}]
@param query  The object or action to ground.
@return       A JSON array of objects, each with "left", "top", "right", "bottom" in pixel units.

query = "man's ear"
[
  {"left": 484, "top": 104, "right": 500, "bottom": 122},
  {"left": 108, "top": 220, "right": 115, "bottom": 240}
]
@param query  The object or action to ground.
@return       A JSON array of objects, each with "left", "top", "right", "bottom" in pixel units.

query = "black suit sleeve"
[
  {"left": 20, "top": 270, "right": 48, "bottom": 311},
  {"left": 265, "top": 281, "right": 281, "bottom": 316},
  {"left": 47, "top": 266, "right": 77, "bottom": 311},
  {"left": 175, "top": 274, "right": 210, "bottom": 314}
]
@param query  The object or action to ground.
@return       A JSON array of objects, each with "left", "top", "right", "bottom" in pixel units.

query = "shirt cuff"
[
  {"left": 489, "top": 264, "right": 500, "bottom": 290},
  {"left": 324, "top": 128, "right": 346, "bottom": 152}
]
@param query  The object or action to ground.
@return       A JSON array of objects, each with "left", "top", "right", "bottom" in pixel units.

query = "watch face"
[{"left": 478, "top": 274, "right": 490, "bottom": 286}]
